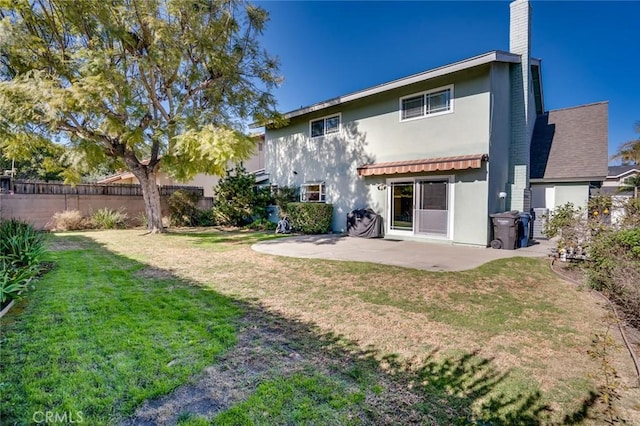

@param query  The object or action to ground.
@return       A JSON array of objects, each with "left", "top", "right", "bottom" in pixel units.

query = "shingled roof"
[
  {"left": 608, "top": 164, "right": 639, "bottom": 178},
  {"left": 530, "top": 102, "right": 608, "bottom": 181}
]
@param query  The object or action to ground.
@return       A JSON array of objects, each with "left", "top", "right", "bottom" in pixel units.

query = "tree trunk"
[{"left": 131, "top": 166, "right": 164, "bottom": 233}]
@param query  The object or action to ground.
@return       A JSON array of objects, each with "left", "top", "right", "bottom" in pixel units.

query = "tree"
[
  {"left": 611, "top": 121, "right": 640, "bottom": 165},
  {"left": 0, "top": 137, "right": 66, "bottom": 180},
  {"left": 0, "top": 0, "right": 282, "bottom": 233},
  {"left": 619, "top": 174, "right": 640, "bottom": 199}
]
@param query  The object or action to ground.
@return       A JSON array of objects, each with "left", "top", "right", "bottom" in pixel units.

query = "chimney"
[
  {"left": 508, "top": 0, "right": 533, "bottom": 212},
  {"left": 510, "top": 0, "right": 531, "bottom": 58}
]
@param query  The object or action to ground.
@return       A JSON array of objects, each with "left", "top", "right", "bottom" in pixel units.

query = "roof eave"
[
  {"left": 280, "top": 51, "right": 522, "bottom": 121},
  {"left": 530, "top": 176, "right": 606, "bottom": 184}
]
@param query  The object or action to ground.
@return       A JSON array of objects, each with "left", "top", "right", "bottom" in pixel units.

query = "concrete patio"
[{"left": 252, "top": 235, "right": 555, "bottom": 272}]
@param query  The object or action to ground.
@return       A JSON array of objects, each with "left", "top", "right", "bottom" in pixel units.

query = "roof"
[
  {"left": 530, "top": 102, "right": 608, "bottom": 182},
  {"left": 98, "top": 171, "right": 135, "bottom": 184},
  {"left": 608, "top": 164, "right": 639, "bottom": 178},
  {"left": 275, "top": 51, "right": 540, "bottom": 122},
  {"left": 357, "top": 154, "right": 487, "bottom": 177}
]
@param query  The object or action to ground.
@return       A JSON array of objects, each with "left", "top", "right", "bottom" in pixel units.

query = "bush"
[
  {"left": 168, "top": 190, "right": 203, "bottom": 227},
  {"left": 273, "top": 186, "right": 299, "bottom": 217},
  {"left": 287, "top": 203, "right": 333, "bottom": 234},
  {"left": 213, "top": 166, "right": 271, "bottom": 226},
  {"left": 51, "top": 210, "right": 91, "bottom": 231},
  {"left": 620, "top": 197, "right": 640, "bottom": 228},
  {"left": 0, "top": 220, "right": 46, "bottom": 305},
  {"left": 90, "top": 208, "right": 128, "bottom": 229},
  {"left": 246, "top": 218, "right": 277, "bottom": 231},
  {"left": 543, "top": 203, "right": 590, "bottom": 250},
  {"left": 587, "top": 227, "right": 640, "bottom": 327}
]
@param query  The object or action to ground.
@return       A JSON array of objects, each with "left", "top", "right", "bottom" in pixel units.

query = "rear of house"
[{"left": 264, "top": 0, "right": 605, "bottom": 246}]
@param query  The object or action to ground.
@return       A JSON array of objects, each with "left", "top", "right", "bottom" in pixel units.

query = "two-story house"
[{"left": 264, "top": 0, "right": 607, "bottom": 246}]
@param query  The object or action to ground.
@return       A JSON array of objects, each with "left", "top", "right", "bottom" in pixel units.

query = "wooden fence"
[{"left": 10, "top": 181, "right": 204, "bottom": 197}]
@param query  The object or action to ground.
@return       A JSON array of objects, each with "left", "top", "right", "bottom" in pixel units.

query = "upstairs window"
[
  {"left": 400, "top": 85, "right": 453, "bottom": 121},
  {"left": 301, "top": 182, "right": 326, "bottom": 202},
  {"left": 310, "top": 114, "right": 341, "bottom": 138}
]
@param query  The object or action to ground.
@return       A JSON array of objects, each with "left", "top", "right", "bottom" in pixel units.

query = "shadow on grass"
[{"left": 2, "top": 235, "right": 602, "bottom": 425}]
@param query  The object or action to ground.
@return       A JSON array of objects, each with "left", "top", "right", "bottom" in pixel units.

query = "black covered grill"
[{"left": 347, "top": 208, "right": 383, "bottom": 238}]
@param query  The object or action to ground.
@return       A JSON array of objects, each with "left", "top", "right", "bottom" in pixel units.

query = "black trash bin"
[{"left": 490, "top": 211, "right": 520, "bottom": 250}]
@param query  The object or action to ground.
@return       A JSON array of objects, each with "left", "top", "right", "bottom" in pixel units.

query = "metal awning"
[{"left": 357, "top": 154, "right": 488, "bottom": 177}]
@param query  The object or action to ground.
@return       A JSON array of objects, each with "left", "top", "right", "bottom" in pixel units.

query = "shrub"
[
  {"left": 0, "top": 219, "right": 46, "bottom": 269},
  {"left": 587, "top": 227, "right": 640, "bottom": 327},
  {"left": 620, "top": 197, "right": 640, "bottom": 228},
  {"left": 0, "top": 220, "right": 46, "bottom": 305},
  {"left": 51, "top": 210, "right": 91, "bottom": 231},
  {"left": 543, "top": 203, "right": 590, "bottom": 250},
  {"left": 286, "top": 202, "right": 333, "bottom": 234},
  {"left": 213, "top": 166, "right": 271, "bottom": 226},
  {"left": 273, "top": 186, "right": 299, "bottom": 217},
  {"left": 90, "top": 208, "right": 129, "bottom": 229},
  {"left": 0, "top": 259, "right": 37, "bottom": 305},
  {"left": 246, "top": 218, "right": 277, "bottom": 231},
  {"left": 168, "top": 190, "right": 202, "bottom": 227}
]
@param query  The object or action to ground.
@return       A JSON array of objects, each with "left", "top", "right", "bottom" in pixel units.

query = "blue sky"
[{"left": 255, "top": 1, "right": 639, "bottom": 163}]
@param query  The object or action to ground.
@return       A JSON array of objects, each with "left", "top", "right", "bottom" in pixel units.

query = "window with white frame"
[
  {"left": 310, "top": 114, "right": 340, "bottom": 138},
  {"left": 400, "top": 86, "right": 453, "bottom": 121},
  {"left": 301, "top": 182, "right": 326, "bottom": 202}
]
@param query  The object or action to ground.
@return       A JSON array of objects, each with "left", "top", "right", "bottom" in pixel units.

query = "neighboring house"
[
  {"left": 263, "top": 0, "right": 608, "bottom": 246},
  {"left": 529, "top": 102, "right": 608, "bottom": 211},
  {"left": 99, "top": 135, "right": 266, "bottom": 198},
  {"left": 602, "top": 164, "right": 639, "bottom": 193}
]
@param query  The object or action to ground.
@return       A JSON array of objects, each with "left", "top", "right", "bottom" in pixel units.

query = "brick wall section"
[{"left": 0, "top": 194, "right": 214, "bottom": 229}]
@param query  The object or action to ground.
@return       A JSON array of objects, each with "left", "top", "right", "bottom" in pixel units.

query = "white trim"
[
  {"left": 385, "top": 175, "right": 455, "bottom": 240},
  {"left": 309, "top": 113, "right": 342, "bottom": 139},
  {"left": 398, "top": 84, "right": 454, "bottom": 122},
  {"left": 610, "top": 169, "right": 639, "bottom": 179}
]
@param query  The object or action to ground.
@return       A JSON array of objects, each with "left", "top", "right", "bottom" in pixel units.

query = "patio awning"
[{"left": 357, "top": 154, "right": 488, "bottom": 177}]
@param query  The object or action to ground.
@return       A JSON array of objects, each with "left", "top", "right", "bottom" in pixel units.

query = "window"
[
  {"left": 310, "top": 114, "right": 341, "bottom": 138},
  {"left": 301, "top": 182, "right": 326, "bottom": 202},
  {"left": 400, "top": 85, "right": 453, "bottom": 121}
]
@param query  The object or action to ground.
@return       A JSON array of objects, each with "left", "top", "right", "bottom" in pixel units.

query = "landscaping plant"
[
  {"left": 0, "top": 219, "right": 46, "bottom": 306},
  {"left": 90, "top": 208, "right": 129, "bottom": 229},
  {"left": 50, "top": 210, "right": 91, "bottom": 231},
  {"left": 213, "top": 166, "right": 271, "bottom": 227},
  {"left": 287, "top": 202, "right": 333, "bottom": 234},
  {"left": 168, "top": 190, "right": 206, "bottom": 227}
]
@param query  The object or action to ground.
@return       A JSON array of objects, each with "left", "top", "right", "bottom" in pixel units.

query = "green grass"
[
  {"left": 213, "top": 372, "right": 366, "bottom": 425},
  {"left": 0, "top": 238, "right": 240, "bottom": 425},
  {"left": 1, "top": 231, "right": 615, "bottom": 425}
]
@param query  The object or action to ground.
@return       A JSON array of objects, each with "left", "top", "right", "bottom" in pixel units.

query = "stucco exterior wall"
[
  {"left": 487, "top": 62, "right": 513, "bottom": 214},
  {"left": 531, "top": 182, "right": 590, "bottom": 210},
  {"left": 266, "top": 67, "right": 492, "bottom": 238}
]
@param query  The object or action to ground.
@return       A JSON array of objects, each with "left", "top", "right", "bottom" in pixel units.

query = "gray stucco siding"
[
  {"left": 266, "top": 66, "right": 493, "bottom": 239},
  {"left": 531, "top": 182, "right": 590, "bottom": 211}
]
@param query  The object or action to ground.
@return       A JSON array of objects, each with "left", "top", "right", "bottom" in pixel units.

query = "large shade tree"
[{"left": 0, "top": 0, "right": 282, "bottom": 232}]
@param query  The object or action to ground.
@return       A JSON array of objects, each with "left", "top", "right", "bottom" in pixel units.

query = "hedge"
[{"left": 286, "top": 202, "right": 333, "bottom": 234}]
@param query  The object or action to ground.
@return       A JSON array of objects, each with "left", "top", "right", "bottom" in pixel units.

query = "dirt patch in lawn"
[
  {"left": 122, "top": 306, "right": 431, "bottom": 425},
  {"left": 75, "top": 230, "right": 640, "bottom": 424}
]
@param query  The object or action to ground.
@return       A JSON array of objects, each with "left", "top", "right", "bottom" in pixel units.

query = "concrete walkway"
[{"left": 252, "top": 235, "right": 555, "bottom": 272}]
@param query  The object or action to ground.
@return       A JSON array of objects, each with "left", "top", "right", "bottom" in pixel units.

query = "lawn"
[{"left": 1, "top": 229, "right": 638, "bottom": 424}]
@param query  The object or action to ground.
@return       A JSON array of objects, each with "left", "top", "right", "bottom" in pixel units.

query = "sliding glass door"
[
  {"left": 415, "top": 180, "right": 448, "bottom": 236},
  {"left": 390, "top": 182, "right": 414, "bottom": 231},
  {"left": 388, "top": 178, "right": 450, "bottom": 238}
]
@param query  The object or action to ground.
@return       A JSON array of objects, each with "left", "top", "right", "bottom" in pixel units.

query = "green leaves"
[{"left": 169, "top": 126, "right": 255, "bottom": 181}]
